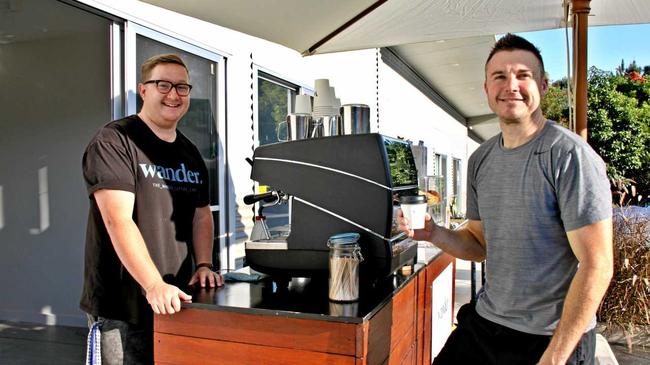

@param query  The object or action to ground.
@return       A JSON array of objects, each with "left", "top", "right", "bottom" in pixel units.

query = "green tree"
[
  {"left": 625, "top": 60, "right": 641, "bottom": 74},
  {"left": 541, "top": 80, "right": 570, "bottom": 128},
  {"left": 616, "top": 59, "right": 626, "bottom": 76},
  {"left": 552, "top": 78, "right": 568, "bottom": 89},
  {"left": 543, "top": 65, "right": 650, "bottom": 205},
  {"left": 587, "top": 66, "right": 650, "bottom": 203},
  {"left": 258, "top": 78, "right": 290, "bottom": 145}
]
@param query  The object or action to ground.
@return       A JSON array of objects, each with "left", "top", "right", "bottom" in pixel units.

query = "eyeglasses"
[{"left": 143, "top": 80, "right": 192, "bottom": 96}]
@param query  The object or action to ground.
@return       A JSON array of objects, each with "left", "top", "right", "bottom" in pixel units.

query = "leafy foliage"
[
  {"left": 385, "top": 139, "right": 419, "bottom": 187},
  {"left": 589, "top": 69, "right": 646, "bottom": 169},
  {"left": 258, "top": 78, "right": 290, "bottom": 145},
  {"left": 587, "top": 66, "right": 650, "bottom": 204},
  {"left": 542, "top": 63, "right": 650, "bottom": 205},
  {"left": 541, "top": 81, "right": 570, "bottom": 128}
]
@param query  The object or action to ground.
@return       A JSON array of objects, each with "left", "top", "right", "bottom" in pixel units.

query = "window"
[
  {"left": 433, "top": 153, "right": 448, "bottom": 220},
  {"left": 410, "top": 142, "right": 427, "bottom": 184},
  {"left": 451, "top": 158, "right": 463, "bottom": 218},
  {"left": 433, "top": 153, "right": 447, "bottom": 182},
  {"left": 256, "top": 72, "right": 300, "bottom": 231},
  {"left": 257, "top": 72, "right": 299, "bottom": 145},
  {"left": 451, "top": 159, "right": 459, "bottom": 197}
]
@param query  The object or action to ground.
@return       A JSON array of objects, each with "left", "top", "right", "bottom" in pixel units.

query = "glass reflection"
[
  {"left": 29, "top": 166, "right": 50, "bottom": 235},
  {"left": 328, "top": 301, "right": 359, "bottom": 317},
  {"left": 383, "top": 137, "right": 419, "bottom": 188},
  {"left": 0, "top": 185, "right": 4, "bottom": 230}
]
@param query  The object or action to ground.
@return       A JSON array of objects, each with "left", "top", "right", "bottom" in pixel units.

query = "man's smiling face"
[
  {"left": 138, "top": 63, "right": 190, "bottom": 129},
  {"left": 484, "top": 50, "right": 548, "bottom": 125}
]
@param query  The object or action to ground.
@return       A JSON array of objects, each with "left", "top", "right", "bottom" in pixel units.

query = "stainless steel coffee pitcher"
[
  {"left": 340, "top": 104, "right": 370, "bottom": 135},
  {"left": 310, "top": 115, "right": 341, "bottom": 138},
  {"left": 277, "top": 113, "right": 311, "bottom": 142}
]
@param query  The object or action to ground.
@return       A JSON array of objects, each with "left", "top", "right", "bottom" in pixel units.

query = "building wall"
[
  {"left": 378, "top": 61, "right": 479, "bottom": 211},
  {"left": 0, "top": 0, "right": 478, "bottom": 326}
]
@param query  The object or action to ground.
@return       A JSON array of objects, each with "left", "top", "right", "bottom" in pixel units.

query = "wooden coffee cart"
[{"left": 154, "top": 246, "right": 454, "bottom": 365}]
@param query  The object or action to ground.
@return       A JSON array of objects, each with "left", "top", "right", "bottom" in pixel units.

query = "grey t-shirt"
[{"left": 466, "top": 120, "right": 611, "bottom": 335}]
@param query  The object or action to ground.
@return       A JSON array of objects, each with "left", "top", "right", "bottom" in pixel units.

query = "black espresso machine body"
[{"left": 245, "top": 134, "right": 419, "bottom": 278}]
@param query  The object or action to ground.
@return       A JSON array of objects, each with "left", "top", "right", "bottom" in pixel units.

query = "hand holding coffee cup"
[
  {"left": 399, "top": 195, "right": 427, "bottom": 230},
  {"left": 396, "top": 206, "right": 434, "bottom": 242}
]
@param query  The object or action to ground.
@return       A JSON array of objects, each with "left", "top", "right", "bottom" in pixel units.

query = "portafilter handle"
[{"left": 243, "top": 191, "right": 278, "bottom": 205}]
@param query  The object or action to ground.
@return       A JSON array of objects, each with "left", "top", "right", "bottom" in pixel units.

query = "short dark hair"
[
  {"left": 485, "top": 33, "right": 545, "bottom": 78},
  {"left": 140, "top": 54, "right": 189, "bottom": 82}
]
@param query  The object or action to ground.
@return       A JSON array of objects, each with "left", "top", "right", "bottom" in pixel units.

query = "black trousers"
[{"left": 433, "top": 303, "right": 596, "bottom": 365}]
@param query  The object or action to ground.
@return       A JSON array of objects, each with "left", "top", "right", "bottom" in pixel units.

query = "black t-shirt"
[{"left": 80, "top": 115, "right": 209, "bottom": 325}]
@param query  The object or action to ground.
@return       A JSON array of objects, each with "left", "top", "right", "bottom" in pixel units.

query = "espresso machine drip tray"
[{"left": 245, "top": 240, "right": 288, "bottom": 250}]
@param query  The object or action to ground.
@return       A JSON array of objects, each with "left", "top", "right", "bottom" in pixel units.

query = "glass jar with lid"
[{"left": 327, "top": 232, "right": 364, "bottom": 302}]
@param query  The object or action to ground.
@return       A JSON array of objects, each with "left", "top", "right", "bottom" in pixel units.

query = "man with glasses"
[{"left": 81, "top": 54, "right": 223, "bottom": 364}]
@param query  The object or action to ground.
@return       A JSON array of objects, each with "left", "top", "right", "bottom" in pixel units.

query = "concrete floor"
[
  {"left": 0, "top": 260, "right": 647, "bottom": 364},
  {"left": 0, "top": 321, "right": 86, "bottom": 364}
]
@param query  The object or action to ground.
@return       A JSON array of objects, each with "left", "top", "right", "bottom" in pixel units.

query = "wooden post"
[{"left": 572, "top": 0, "right": 591, "bottom": 141}]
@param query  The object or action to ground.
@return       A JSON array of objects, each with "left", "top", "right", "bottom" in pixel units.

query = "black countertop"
[{"left": 182, "top": 246, "right": 443, "bottom": 324}]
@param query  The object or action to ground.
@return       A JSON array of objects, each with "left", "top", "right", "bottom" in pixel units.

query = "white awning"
[
  {"left": 141, "top": 0, "right": 650, "bottom": 55},
  {"left": 140, "top": 0, "right": 650, "bottom": 141}
]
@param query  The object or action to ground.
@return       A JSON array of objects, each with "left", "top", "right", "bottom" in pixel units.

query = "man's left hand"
[{"left": 189, "top": 267, "right": 224, "bottom": 288}]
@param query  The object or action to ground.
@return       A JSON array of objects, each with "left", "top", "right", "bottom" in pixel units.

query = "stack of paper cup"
[
  {"left": 294, "top": 94, "right": 312, "bottom": 114},
  {"left": 314, "top": 79, "right": 330, "bottom": 95},
  {"left": 311, "top": 79, "right": 342, "bottom": 138},
  {"left": 313, "top": 79, "right": 340, "bottom": 117}
]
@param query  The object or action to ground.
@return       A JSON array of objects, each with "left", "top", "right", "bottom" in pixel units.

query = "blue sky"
[{"left": 516, "top": 23, "right": 650, "bottom": 82}]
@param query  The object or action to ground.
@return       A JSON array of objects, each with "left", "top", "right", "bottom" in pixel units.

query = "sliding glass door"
[{"left": 126, "top": 24, "right": 227, "bottom": 269}]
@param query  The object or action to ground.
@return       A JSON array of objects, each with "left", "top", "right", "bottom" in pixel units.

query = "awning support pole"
[{"left": 572, "top": 0, "right": 591, "bottom": 141}]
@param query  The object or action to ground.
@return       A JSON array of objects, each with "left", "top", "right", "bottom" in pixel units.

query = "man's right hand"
[
  {"left": 396, "top": 207, "right": 437, "bottom": 242},
  {"left": 145, "top": 281, "right": 192, "bottom": 315},
  {"left": 398, "top": 207, "right": 487, "bottom": 261}
]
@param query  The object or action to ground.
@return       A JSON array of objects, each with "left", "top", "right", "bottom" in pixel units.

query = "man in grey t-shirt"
[{"left": 399, "top": 34, "right": 612, "bottom": 365}]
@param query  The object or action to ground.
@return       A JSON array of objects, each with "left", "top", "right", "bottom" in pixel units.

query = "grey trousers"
[{"left": 86, "top": 314, "right": 153, "bottom": 365}]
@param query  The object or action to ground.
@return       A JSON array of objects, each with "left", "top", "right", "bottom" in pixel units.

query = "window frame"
[
  {"left": 254, "top": 69, "right": 303, "bottom": 148},
  {"left": 252, "top": 68, "right": 311, "bottom": 231}
]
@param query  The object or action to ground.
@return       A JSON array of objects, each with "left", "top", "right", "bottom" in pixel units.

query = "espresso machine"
[{"left": 245, "top": 134, "right": 419, "bottom": 278}]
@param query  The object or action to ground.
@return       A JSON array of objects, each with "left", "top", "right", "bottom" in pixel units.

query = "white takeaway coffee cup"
[{"left": 400, "top": 195, "right": 427, "bottom": 230}]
